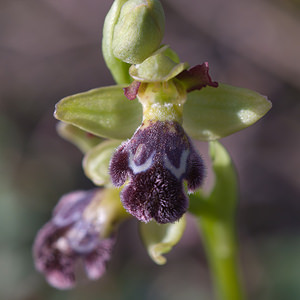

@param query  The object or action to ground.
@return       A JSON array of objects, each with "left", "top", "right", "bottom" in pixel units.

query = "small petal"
[
  {"left": 123, "top": 81, "right": 141, "bottom": 100},
  {"left": 177, "top": 63, "right": 218, "bottom": 92},
  {"left": 109, "top": 120, "right": 205, "bottom": 224}
]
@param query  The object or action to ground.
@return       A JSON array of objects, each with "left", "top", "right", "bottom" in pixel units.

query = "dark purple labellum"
[
  {"left": 109, "top": 121, "right": 205, "bottom": 224},
  {"left": 33, "top": 190, "right": 115, "bottom": 289}
]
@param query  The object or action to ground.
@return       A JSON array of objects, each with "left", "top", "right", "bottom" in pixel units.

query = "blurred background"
[{"left": 0, "top": 0, "right": 299, "bottom": 299}]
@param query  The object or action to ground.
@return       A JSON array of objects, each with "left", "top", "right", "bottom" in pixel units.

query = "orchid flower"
[{"left": 34, "top": 1, "right": 271, "bottom": 298}]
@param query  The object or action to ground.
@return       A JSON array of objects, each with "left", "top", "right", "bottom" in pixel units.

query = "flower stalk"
[
  {"left": 198, "top": 217, "right": 245, "bottom": 300},
  {"left": 190, "top": 141, "right": 246, "bottom": 300}
]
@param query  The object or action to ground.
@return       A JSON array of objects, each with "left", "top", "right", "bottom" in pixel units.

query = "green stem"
[
  {"left": 198, "top": 218, "right": 245, "bottom": 300},
  {"left": 190, "top": 142, "right": 246, "bottom": 300}
]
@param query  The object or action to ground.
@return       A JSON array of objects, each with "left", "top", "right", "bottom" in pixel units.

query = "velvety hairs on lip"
[{"left": 109, "top": 120, "right": 205, "bottom": 224}]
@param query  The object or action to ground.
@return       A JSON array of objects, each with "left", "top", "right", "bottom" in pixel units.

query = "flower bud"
[{"left": 112, "top": 0, "right": 165, "bottom": 64}]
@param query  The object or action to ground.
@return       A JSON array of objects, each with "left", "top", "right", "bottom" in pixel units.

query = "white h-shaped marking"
[
  {"left": 129, "top": 151, "right": 155, "bottom": 174},
  {"left": 163, "top": 149, "right": 189, "bottom": 179}
]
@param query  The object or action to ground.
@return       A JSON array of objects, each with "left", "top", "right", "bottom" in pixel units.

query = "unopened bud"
[{"left": 112, "top": 0, "right": 165, "bottom": 64}]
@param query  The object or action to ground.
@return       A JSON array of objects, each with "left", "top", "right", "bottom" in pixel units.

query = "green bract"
[
  {"left": 54, "top": 85, "right": 142, "bottom": 140},
  {"left": 83, "top": 140, "right": 122, "bottom": 186},
  {"left": 140, "top": 216, "right": 186, "bottom": 265},
  {"left": 111, "top": 0, "right": 165, "bottom": 64}
]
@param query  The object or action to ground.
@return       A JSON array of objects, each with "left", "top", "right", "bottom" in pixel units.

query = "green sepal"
[
  {"left": 129, "top": 45, "right": 189, "bottom": 82},
  {"left": 56, "top": 122, "right": 103, "bottom": 153},
  {"left": 183, "top": 84, "right": 272, "bottom": 141},
  {"left": 54, "top": 85, "right": 142, "bottom": 140},
  {"left": 102, "top": 0, "right": 131, "bottom": 84},
  {"left": 83, "top": 140, "right": 121, "bottom": 186},
  {"left": 139, "top": 216, "right": 186, "bottom": 265}
]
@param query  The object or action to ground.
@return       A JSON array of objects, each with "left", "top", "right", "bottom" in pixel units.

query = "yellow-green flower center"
[{"left": 137, "top": 80, "right": 187, "bottom": 123}]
